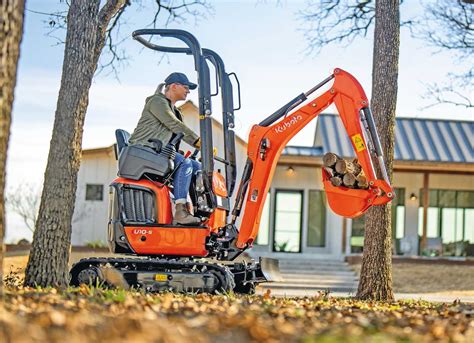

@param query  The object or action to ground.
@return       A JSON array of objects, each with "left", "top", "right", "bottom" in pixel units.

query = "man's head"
[{"left": 164, "top": 72, "right": 197, "bottom": 102}]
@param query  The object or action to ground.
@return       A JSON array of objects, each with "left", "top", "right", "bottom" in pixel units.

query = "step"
[
  {"left": 259, "top": 283, "right": 357, "bottom": 292},
  {"left": 278, "top": 260, "right": 348, "bottom": 267},
  {"left": 279, "top": 270, "right": 357, "bottom": 277},
  {"left": 281, "top": 276, "right": 358, "bottom": 283}
]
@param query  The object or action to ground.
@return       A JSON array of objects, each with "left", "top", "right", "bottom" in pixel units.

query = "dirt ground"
[
  {"left": 1, "top": 288, "right": 473, "bottom": 343},
  {"left": 351, "top": 263, "right": 474, "bottom": 294},
  {"left": 6, "top": 255, "right": 474, "bottom": 295}
]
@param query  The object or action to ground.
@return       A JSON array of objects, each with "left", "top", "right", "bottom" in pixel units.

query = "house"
[{"left": 72, "top": 102, "right": 474, "bottom": 259}]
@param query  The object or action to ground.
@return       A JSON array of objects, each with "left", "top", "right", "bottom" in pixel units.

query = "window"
[
  {"left": 255, "top": 192, "right": 270, "bottom": 245},
  {"left": 273, "top": 190, "right": 302, "bottom": 253},
  {"left": 307, "top": 190, "right": 326, "bottom": 247},
  {"left": 350, "top": 188, "right": 405, "bottom": 253},
  {"left": 418, "top": 189, "right": 474, "bottom": 256},
  {"left": 86, "top": 184, "right": 104, "bottom": 201}
]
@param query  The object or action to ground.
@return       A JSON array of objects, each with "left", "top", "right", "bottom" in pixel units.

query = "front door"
[{"left": 272, "top": 189, "right": 303, "bottom": 253}]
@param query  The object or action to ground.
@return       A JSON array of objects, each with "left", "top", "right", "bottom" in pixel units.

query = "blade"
[{"left": 259, "top": 257, "right": 283, "bottom": 282}]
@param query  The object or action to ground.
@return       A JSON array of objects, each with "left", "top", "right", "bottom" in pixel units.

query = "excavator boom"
[{"left": 234, "top": 68, "right": 394, "bottom": 249}]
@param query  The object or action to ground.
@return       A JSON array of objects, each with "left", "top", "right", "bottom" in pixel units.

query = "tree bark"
[
  {"left": 356, "top": 0, "right": 399, "bottom": 301},
  {"left": 0, "top": 0, "right": 25, "bottom": 295},
  {"left": 24, "top": 0, "right": 102, "bottom": 288}
]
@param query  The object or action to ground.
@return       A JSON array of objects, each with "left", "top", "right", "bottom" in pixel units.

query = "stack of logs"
[{"left": 323, "top": 152, "right": 369, "bottom": 189}]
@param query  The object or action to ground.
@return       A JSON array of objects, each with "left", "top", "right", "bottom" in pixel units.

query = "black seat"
[
  {"left": 115, "top": 129, "right": 131, "bottom": 158},
  {"left": 114, "top": 129, "right": 173, "bottom": 181}
]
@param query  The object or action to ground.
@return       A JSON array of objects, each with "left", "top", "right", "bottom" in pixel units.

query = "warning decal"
[{"left": 351, "top": 134, "right": 366, "bottom": 152}]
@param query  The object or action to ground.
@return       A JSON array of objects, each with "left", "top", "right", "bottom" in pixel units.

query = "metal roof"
[
  {"left": 284, "top": 113, "right": 473, "bottom": 164},
  {"left": 282, "top": 146, "right": 323, "bottom": 156}
]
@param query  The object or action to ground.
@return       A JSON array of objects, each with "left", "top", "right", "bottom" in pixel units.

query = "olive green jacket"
[{"left": 129, "top": 93, "right": 199, "bottom": 148}]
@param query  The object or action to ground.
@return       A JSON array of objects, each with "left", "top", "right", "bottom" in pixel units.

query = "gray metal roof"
[
  {"left": 284, "top": 114, "right": 473, "bottom": 163},
  {"left": 282, "top": 146, "right": 323, "bottom": 156}
]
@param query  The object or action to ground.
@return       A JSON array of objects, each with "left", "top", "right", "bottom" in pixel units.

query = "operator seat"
[{"left": 115, "top": 129, "right": 174, "bottom": 181}]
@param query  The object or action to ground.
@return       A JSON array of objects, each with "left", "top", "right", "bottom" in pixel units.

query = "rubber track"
[{"left": 69, "top": 257, "right": 235, "bottom": 293}]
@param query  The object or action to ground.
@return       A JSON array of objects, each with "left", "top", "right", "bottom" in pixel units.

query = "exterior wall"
[
  {"left": 249, "top": 164, "right": 345, "bottom": 260},
  {"left": 72, "top": 149, "right": 117, "bottom": 245},
  {"left": 250, "top": 164, "right": 474, "bottom": 259},
  {"left": 390, "top": 171, "right": 474, "bottom": 255}
]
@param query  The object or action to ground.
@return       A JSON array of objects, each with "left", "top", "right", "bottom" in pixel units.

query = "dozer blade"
[{"left": 259, "top": 257, "right": 283, "bottom": 282}]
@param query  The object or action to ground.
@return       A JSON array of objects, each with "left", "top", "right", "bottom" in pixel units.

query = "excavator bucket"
[
  {"left": 321, "top": 105, "right": 395, "bottom": 218},
  {"left": 323, "top": 170, "right": 378, "bottom": 218}
]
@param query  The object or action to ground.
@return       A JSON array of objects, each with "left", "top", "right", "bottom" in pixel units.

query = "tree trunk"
[
  {"left": 24, "top": 0, "right": 102, "bottom": 288},
  {"left": 24, "top": 0, "right": 125, "bottom": 288},
  {"left": 356, "top": 0, "right": 399, "bottom": 301},
  {"left": 0, "top": 0, "right": 25, "bottom": 295}
]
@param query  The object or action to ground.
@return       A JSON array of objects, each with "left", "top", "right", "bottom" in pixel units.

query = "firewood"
[
  {"left": 323, "top": 152, "right": 341, "bottom": 168},
  {"left": 330, "top": 176, "right": 343, "bottom": 187},
  {"left": 343, "top": 173, "right": 357, "bottom": 188},
  {"left": 323, "top": 166, "right": 335, "bottom": 177},
  {"left": 335, "top": 159, "right": 358, "bottom": 174},
  {"left": 356, "top": 173, "right": 369, "bottom": 189}
]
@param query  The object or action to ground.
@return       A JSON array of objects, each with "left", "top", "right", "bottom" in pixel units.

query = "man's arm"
[{"left": 149, "top": 96, "right": 200, "bottom": 146}]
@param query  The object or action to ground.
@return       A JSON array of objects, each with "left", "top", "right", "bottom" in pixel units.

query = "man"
[{"left": 129, "top": 72, "right": 201, "bottom": 225}]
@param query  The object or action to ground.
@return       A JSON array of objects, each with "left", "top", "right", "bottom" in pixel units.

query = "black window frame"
[
  {"left": 85, "top": 184, "right": 104, "bottom": 201},
  {"left": 272, "top": 189, "right": 304, "bottom": 253}
]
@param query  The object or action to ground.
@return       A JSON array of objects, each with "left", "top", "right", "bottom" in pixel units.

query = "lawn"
[{"left": 351, "top": 263, "right": 474, "bottom": 294}]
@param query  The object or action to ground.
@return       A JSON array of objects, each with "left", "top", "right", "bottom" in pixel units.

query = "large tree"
[
  {"left": 24, "top": 0, "right": 210, "bottom": 288},
  {"left": 356, "top": 0, "right": 399, "bottom": 301},
  {"left": 0, "top": 0, "right": 26, "bottom": 295},
  {"left": 300, "top": 0, "right": 399, "bottom": 300}
]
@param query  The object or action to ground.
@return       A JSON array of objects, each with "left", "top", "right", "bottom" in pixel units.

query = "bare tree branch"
[
  {"left": 6, "top": 184, "right": 41, "bottom": 233},
  {"left": 298, "top": 0, "right": 376, "bottom": 54},
  {"left": 417, "top": 0, "right": 474, "bottom": 109},
  {"left": 27, "top": 1, "right": 213, "bottom": 78},
  {"left": 422, "top": 80, "right": 474, "bottom": 109},
  {"left": 417, "top": 0, "right": 473, "bottom": 57}
]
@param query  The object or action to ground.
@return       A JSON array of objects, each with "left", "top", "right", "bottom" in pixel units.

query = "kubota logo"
[{"left": 274, "top": 115, "right": 303, "bottom": 133}]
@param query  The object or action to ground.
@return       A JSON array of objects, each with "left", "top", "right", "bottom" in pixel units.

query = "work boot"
[{"left": 173, "top": 203, "right": 201, "bottom": 225}]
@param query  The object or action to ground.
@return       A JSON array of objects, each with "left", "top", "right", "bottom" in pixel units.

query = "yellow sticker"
[
  {"left": 154, "top": 274, "right": 168, "bottom": 282},
  {"left": 351, "top": 134, "right": 366, "bottom": 152}
]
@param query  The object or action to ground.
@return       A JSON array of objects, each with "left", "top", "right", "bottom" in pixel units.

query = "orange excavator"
[{"left": 70, "top": 29, "right": 394, "bottom": 294}]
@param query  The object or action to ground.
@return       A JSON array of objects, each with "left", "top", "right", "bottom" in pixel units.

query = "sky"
[{"left": 5, "top": 0, "right": 473, "bottom": 243}]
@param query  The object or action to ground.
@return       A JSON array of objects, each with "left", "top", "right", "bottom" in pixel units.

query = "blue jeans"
[{"left": 173, "top": 153, "right": 201, "bottom": 201}]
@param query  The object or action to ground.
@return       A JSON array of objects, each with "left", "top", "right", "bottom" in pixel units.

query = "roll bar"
[
  {"left": 132, "top": 29, "right": 239, "bottom": 198},
  {"left": 132, "top": 29, "right": 215, "bottom": 208}
]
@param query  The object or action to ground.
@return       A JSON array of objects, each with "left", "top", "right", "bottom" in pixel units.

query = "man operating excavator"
[{"left": 129, "top": 72, "right": 202, "bottom": 225}]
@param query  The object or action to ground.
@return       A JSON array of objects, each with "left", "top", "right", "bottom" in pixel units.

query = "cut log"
[
  {"left": 343, "top": 173, "right": 357, "bottom": 188},
  {"left": 352, "top": 160, "right": 362, "bottom": 175},
  {"left": 330, "top": 176, "right": 343, "bottom": 187},
  {"left": 335, "top": 159, "right": 358, "bottom": 174},
  {"left": 323, "top": 166, "right": 334, "bottom": 177},
  {"left": 323, "top": 152, "right": 341, "bottom": 167},
  {"left": 356, "top": 173, "right": 369, "bottom": 189}
]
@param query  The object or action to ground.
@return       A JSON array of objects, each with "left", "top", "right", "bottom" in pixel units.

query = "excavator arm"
[{"left": 232, "top": 68, "right": 394, "bottom": 249}]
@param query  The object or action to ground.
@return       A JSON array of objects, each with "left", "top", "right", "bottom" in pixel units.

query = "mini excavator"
[{"left": 70, "top": 29, "right": 394, "bottom": 294}]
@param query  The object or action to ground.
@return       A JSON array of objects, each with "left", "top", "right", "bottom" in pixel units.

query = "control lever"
[{"left": 169, "top": 132, "right": 184, "bottom": 147}]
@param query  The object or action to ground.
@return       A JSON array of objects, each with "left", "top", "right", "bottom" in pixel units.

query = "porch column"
[{"left": 421, "top": 173, "right": 430, "bottom": 253}]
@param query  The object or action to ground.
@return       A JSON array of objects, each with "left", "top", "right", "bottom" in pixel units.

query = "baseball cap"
[{"left": 164, "top": 72, "right": 197, "bottom": 90}]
